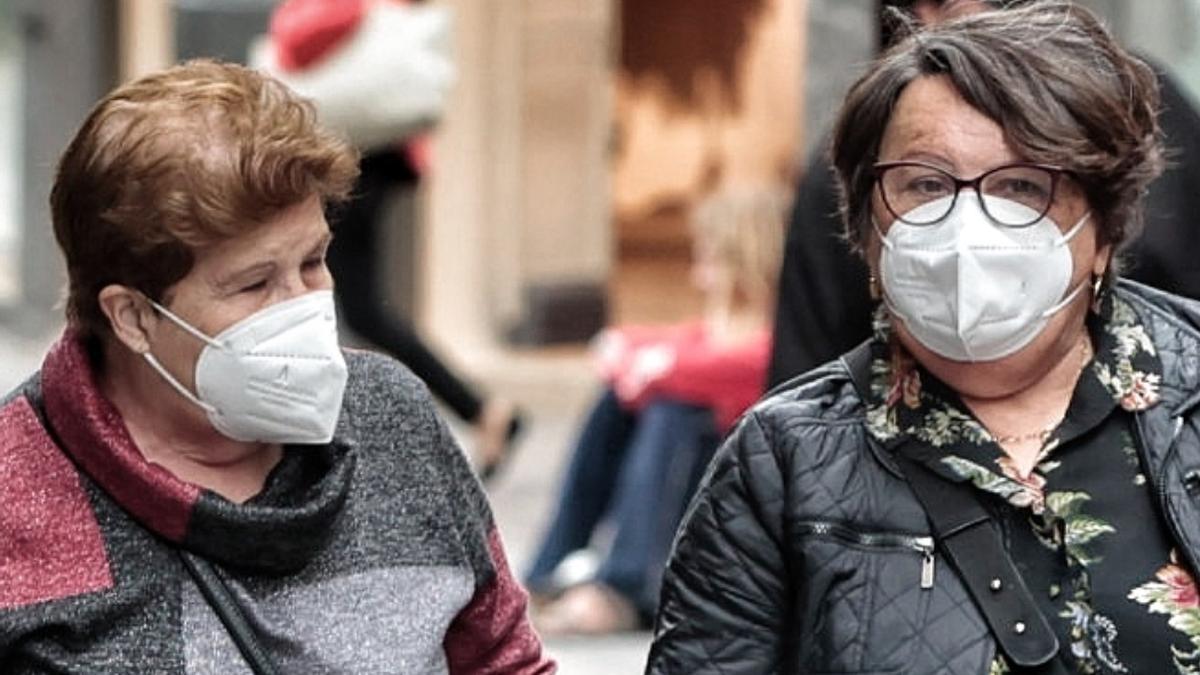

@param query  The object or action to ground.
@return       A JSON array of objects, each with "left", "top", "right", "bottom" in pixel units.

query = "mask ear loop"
[
  {"left": 142, "top": 352, "right": 218, "bottom": 415},
  {"left": 1056, "top": 210, "right": 1091, "bottom": 246},
  {"left": 139, "top": 295, "right": 221, "bottom": 415},
  {"left": 1039, "top": 277, "right": 1089, "bottom": 319},
  {"left": 146, "top": 299, "right": 225, "bottom": 350}
]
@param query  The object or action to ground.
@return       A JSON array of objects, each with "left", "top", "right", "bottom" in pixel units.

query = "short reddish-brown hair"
[{"left": 51, "top": 59, "right": 360, "bottom": 342}]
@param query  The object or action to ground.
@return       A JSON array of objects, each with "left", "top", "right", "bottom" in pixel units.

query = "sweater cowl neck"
[{"left": 38, "top": 331, "right": 355, "bottom": 574}]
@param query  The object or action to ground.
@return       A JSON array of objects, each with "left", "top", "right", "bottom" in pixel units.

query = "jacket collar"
[
  {"left": 1114, "top": 280, "right": 1200, "bottom": 418},
  {"left": 1116, "top": 280, "right": 1200, "bottom": 577}
]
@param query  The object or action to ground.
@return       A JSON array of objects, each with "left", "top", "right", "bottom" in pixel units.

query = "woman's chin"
[{"left": 893, "top": 323, "right": 1068, "bottom": 400}]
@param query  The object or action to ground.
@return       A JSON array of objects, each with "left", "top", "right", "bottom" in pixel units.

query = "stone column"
[{"left": 424, "top": 0, "right": 615, "bottom": 354}]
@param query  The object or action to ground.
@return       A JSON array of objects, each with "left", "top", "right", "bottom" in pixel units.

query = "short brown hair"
[
  {"left": 51, "top": 59, "right": 359, "bottom": 341},
  {"left": 833, "top": 1, "right": 1162, "bottom": 259}
]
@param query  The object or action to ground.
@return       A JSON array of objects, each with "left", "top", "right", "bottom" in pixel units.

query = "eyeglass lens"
[{"left": 879, "top": 164, "right": 1055, "bottom": 226}]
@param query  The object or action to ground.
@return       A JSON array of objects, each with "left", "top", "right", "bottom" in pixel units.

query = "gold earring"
[
  {"left": 1091, "top": 274, "right": 1104, "bottom": 313},
  {"left": 869, "top": 273, "right": 881, "bottom": 301}
]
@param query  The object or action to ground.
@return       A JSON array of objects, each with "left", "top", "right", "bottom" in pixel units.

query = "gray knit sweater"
[{"left": 0, "top": 334, "right": 554, "bottom": 674}]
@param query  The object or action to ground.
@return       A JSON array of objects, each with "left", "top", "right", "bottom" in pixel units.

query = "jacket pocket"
[{"left": 795, "top": 521, "right": 937, "bottom": 673}]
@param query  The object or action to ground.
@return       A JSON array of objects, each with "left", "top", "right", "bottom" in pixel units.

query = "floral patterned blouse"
[{"left": 864, "top": 293, "right": 1200, "bottom": 674}]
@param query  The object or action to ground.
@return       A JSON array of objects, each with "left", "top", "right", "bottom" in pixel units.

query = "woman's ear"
[{"left": 97, "top": 285, "right": 155, "bottom": 353}]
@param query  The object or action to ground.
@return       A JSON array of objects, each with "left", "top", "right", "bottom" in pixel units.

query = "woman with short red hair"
[{"left": 0, "top": 59, "right": 553, "bottom": 675}]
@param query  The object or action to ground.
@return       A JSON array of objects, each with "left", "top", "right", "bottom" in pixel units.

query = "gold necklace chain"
[
  {"left": 988, "top": 336, "right": 1092, "bottom": 445},
  {"left": 992, "top": 423, "right": 1061, "bottom": 445}
]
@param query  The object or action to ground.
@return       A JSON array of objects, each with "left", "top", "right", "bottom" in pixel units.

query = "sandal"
[{"left": 532, "top": 583, "right": 641, "bottom": 636}]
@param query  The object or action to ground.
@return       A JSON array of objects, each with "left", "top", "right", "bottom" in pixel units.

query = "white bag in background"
[{"left": 251, "top": 2, "right": 456, "bottom": 150}]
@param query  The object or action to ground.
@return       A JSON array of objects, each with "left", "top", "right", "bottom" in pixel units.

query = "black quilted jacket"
[{"left": 646, "top": 281, "right": 1200, "bottom": 674}]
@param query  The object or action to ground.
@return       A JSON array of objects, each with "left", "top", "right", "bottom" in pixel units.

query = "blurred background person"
[
  {"left": 253, "top": 0, "right": 524, "bottom": 480},
  {"left": 524, "top": 182, "right": 788, "bottom": 636},
  {"left": 767, "top": 0, "right": 1200, "bottom": 387}
]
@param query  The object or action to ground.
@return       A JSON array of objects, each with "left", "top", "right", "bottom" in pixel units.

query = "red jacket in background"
[{"left": 594, "top": 321, "right": 770, "bottom": 433}]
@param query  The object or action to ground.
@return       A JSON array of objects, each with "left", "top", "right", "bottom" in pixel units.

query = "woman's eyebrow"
[{"left": 212, "top": 261, "right": 276, "bottom": 292}]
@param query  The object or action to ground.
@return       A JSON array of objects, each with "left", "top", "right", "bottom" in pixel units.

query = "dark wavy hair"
[{"left": 833, "top": 0, "right": 1163, "bottom": 269}]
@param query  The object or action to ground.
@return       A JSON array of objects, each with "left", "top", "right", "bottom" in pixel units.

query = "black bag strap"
[
  {"left": 178, "top": 551, "right": 281, "bottom": 675},
  {"left": 894, "top": 455, "right": 1064, "bottom": 670},
  {"left": 27, "top": 384, "right": 281, "bottom": 675},
  {"left": 841, "top": 341, "right": 1065, "bottom": 671}
]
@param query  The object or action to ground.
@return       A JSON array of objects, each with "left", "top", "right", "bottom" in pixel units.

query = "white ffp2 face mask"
[
  {"left": 142, "top": 290, "right": 348, "bottom": 444},
  {"left": 878, "top": 195, "right": 1090, "bottom": 362}
]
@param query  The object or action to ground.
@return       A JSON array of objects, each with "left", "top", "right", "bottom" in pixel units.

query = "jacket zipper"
[{"left": 798, "top": 521, "right": 936, "bottom": 590}]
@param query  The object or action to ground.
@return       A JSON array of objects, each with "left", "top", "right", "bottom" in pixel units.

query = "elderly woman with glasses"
[{"left": 645, "top": 2, "right": 1200, "bottom": 674}]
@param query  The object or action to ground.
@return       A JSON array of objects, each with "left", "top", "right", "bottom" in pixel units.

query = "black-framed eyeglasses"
[{"left": 873, "top": 161, "right": 1069, "bottom": 228}]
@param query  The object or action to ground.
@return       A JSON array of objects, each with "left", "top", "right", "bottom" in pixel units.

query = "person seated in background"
[
  {"left": 0, "top": 59, "right": 552, "bottom": 674},
  {"left": 524, "top": 184, "right": 788, "bottom": 635}
]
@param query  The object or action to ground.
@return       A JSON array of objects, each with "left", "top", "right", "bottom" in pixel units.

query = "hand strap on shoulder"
[{"left": 841, "top": 341, "right": 1065, "bottom": 671}]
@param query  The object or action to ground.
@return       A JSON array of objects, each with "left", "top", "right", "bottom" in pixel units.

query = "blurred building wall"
[
  {"left": 8, "top": 0, "right": 117, "bottom": 334},
  {"left": 612, "top": 0, "right": 805, "bottom": 256},
  {"left": 425, "top": 0, "right": 615, "bottom": 353},
  {"left": 802, "top": 0, "right": 874, "bottom": 162},
  {"left": 9, "top": 0, "right": 1197, "bottom": 353}
]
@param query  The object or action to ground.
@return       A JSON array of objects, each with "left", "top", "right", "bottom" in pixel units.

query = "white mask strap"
[
  {"left": 1038, "top": 212, "right": 1092, "bottom": 318},
  {"left": 872, "top": 217, "right": 894, "bottom": 250},
  {"left": 1039, "top": 275, "right": 1090, "bottom": 319},
  {"left": 1056, "top": 211, "right": 1091, "bottom": 246},
  {"left": 147, "top": 299, "right": 224, "bottom": 349},
  {"left": 140, "top": 295, "right": 220, "bottom": 414},
  {"left": 142, "top": 352, "right": 218, "bottom": 414}
]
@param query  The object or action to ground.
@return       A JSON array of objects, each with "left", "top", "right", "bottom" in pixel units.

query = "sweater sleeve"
[
  {"left": 435, "top": 414, "right": 555, "bottom": 674},
  {"left": 645, "top": 412, "right": 790, "bottom": 674},
  {"left": 444, "top": 528, "right": 556, "bottom": 674}
]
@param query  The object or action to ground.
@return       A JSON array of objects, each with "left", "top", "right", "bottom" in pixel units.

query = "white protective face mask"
[
  {"left": 877, "top": 195, "right": 1090, "bottom": 362},
  {"left": 142, "top": 290, "right": 348, "bottom": 444}
]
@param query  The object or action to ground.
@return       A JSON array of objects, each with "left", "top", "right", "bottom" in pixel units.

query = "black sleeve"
[
  {"left": 767, "top": 153, "right": 874, "bottom": 387},
  {"left": 645, "top": 413, "right": 791, "bottom": 674}
]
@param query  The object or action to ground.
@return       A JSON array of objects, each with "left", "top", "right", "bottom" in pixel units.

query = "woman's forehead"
[
  {"left": 879, "top": 76, "right": 1018, "bottom": 174},
  {"left": 192, "top": 196, "right": 330, "bottom": 288}
]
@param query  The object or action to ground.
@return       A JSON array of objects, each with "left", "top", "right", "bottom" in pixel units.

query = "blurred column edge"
[
  {"left": 119, "top": 0, "right": 175, "bottom": 82},
  {"left": 423, "top": 0, "right": 615, "bottom": 359},
  {"left": 6, "top": 0, "right": 116, "bottom": 337}
]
